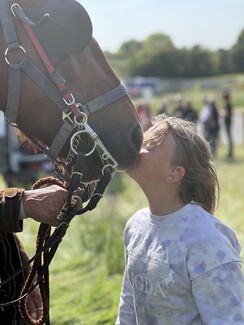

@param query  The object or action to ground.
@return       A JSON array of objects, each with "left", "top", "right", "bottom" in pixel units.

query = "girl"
[{"left": 116, "top": 115, "right": 244, "bottom": 325}]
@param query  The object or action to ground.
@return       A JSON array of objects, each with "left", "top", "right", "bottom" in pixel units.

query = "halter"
[
  {"left": 0, "top": 0, "right": 128, "bottom": 184},
  {"left": 0, "top": 1, "right": 129, "bottom": 323}
]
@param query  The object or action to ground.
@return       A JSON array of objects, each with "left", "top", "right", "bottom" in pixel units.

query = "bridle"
[
  {"left": 0, "top": 0, "right": 128, "bottom": 183},
  {"left": 0, "top": 0, "right": 129, "bottom": 323}
]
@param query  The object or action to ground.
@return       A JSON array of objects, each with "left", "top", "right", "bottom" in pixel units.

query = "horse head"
[{"left": 0, "top": 0, "right": 143, "bottom": 186}]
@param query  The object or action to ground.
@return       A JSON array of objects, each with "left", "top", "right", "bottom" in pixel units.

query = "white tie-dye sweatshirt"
[{"left": 116, "top": 202, "right": 244, "bottom": 325}]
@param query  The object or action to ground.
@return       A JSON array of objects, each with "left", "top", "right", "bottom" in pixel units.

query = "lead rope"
[{"left": 19, "top": 177, "right": 67, "bottom": 325}]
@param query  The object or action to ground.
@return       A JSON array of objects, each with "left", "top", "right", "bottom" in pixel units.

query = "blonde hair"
[{"left": 143, "top": 115, "right": 219, "bottom": 214}]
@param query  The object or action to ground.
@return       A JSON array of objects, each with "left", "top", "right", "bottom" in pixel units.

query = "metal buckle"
[
  {"left": 10, "top": 3, "right": 21, "bottom": 16},
  {"left": 63, "top": 93, "right": 75, "bottom": 106}
]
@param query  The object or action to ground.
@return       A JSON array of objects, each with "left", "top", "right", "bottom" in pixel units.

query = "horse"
[
  {"left": 0, "top": 0, "right": 143, "bottom": 323},
  {"left": 0, "top": 0, "right": 143, "bottom": 184}
]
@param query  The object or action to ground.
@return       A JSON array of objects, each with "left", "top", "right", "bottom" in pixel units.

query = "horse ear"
[{"left": 27, "top": 0, "right": 93, "bottom": 65}]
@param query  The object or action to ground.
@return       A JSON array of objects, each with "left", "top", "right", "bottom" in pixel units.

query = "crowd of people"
[{"left": 136, "top": 90, "right": 234, "bottom": 159}]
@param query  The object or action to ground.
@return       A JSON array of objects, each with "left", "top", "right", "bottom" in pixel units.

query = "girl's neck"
[
  {"left": 149, "top": 199, "right": 186, "bottom": 216},
  {"left": 141, "top": 184, "right": 185, "bottom": 216}
]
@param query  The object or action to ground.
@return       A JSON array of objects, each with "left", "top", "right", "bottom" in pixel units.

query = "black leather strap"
[
  {"left": 0, "top": 0, "right": 22, "bottom": 125},
  {"left": 0, "top": 0, "right": 19, "bottom": 50},
  {"left": 80, "top": 84, "right": 128, "bottom": 115},
  {"left": 20, "top": 57, "right": 67, "bottom": 110},
  {"left": 6, "top": 64, "right": 21, "bottom": 125},
  {"left": 48, "top": 121, "right": 74, "bottom": 160}
]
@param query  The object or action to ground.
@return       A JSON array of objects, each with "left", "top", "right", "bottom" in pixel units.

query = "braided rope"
[{"left": 19, "top": 177, "right": 66, "bottom": 325}]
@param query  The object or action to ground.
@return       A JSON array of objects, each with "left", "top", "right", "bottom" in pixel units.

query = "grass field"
[{"left": 0, "top": 142, "right": 242, "bottom": 324}]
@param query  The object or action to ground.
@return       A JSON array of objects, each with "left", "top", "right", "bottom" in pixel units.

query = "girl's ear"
[{"left": 167, "top": 166, "right": 185, "bottom": 183}]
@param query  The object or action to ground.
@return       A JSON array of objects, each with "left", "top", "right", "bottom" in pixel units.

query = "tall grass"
[{"left": 214, "top": 145, "right": 244, "bottom": 262}]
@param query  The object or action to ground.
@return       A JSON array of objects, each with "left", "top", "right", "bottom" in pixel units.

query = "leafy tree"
[
  {"left": 105, "top": 30, "right": 244, "bottom": 78},
  {"left": 117, "top": 40, "right": 142, "bottom": 58},
  {"left": 187, "top": 45, "right": 215, "bottom": 77},
  {"left": 142, "top": 33, "right": 175, "bottom": 52},
  {"left": 130, "top": 49, "right": 182, "bottom": 77},
  {"left": 232, "top": 29, "right": 244, "bottom": 72},
  {"left": 128, "top": 33, "right": 179, "bottom": 77},
  {"left": 216, "top": 49, "right": 234, "bottom": 74}
]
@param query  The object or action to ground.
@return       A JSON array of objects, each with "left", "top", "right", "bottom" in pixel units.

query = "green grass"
[
  {"left": 214, "top": 145, "right": 244, "bottom": 263},
  {"left": 1, "top": 144, "right": 244, "bottom": 324}
]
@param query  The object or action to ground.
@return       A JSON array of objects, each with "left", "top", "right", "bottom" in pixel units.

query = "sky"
[{"left": 80, "top": 0, "right": 244, "bottom": 53}]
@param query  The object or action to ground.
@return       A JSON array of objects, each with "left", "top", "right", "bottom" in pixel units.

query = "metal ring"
[
  {"left": 70, "top": 130, "right": 97, "bottom": 157},
  {"left": 102, "top": 164, "right": 116, "bottom": 176},
  {"left": 5, "top": 45, "right": 27, "bottom": 65},
  {"left": 102, "top": 152, "right": 109, "bottom": 161},
  {"left": 74, "top": 112, "right": 87, "bottom": 126}
]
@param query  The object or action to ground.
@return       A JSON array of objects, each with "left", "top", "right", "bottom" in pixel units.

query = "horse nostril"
[{"left": 131, "top": 126, "right": 143, "bottom": 152}]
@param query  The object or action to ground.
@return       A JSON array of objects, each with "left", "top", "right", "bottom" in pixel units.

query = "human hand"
[
  {"left": 23, "top": 185, "right": 68, "bottom": 226},
  {"left": 24, "top": 286, "right": 43, "bottom": 320}
]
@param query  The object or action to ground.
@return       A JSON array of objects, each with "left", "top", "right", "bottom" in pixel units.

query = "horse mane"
[{"left": 16, "top": 128, "right": 41, "bottom": 154}]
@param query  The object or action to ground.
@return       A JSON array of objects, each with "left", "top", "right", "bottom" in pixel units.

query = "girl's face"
[{"left": 127, "top": 130, "right": 177, "bottom": 186}]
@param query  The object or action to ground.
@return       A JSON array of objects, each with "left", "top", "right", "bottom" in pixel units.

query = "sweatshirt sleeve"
[
  {"left": 0, "top": 188, "right": 24, "bottom": 233},
  {"left": 192, "top": 261, "right": 244, "bottom": 324},
  {"left": 115, "top": 266, "right": 137, "bottom": 325}
]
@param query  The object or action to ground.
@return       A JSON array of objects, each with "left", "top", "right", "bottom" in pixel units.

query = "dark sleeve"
[{"left": 0, "top": 188, "right": 25, "bottom": 233}]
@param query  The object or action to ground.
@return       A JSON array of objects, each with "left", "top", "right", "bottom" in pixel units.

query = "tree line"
[{"left": 105, "top": 30, "right": 244, "bottom": 79}]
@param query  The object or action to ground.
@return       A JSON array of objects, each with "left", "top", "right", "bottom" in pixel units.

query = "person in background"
[
  {"left": 173, "top": 96, "right": 198, "bottom": 124},
  {"left": 157, "top": 102, "right": 168, "bottom": 116},
  {"left": 116, "top": 115, "right": 244, "bottom": 325},
  {"left": 182, "top": 99, "right": 198, "bottom": 123},
  {"left": 200, "top": 97, "right": 219, "bottom": 158},
  {"left": 172, "top": 94, "right": 185, "bottom": 119},
  {"left": 222, "top": 90, "right": 233, "bottom": 158},
  {"left": 136, "top": 104, "right": 153, "bottom": 131}
]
